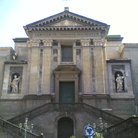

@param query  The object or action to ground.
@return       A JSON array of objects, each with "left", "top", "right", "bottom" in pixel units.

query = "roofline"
[
  {"left": 25, "top": 10, "right": 109, "bottom": 27},
  {"left": 106, "top": 35, "right": 123, "bottom": 41},
  {"left": 13, "top": 38, "right": 29, "bottom": 43}
]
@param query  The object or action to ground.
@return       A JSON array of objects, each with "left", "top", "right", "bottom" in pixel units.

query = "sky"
[{"left": 0, "top": 0, "right": 138, "bottom": 48}]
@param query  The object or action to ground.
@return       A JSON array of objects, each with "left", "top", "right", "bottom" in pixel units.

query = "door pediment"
[{"left": 53, "top": 65, "right": 81, "bottom": 73}]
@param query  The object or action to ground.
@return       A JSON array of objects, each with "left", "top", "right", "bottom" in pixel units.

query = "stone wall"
[
  {"left": 0, "top": 98, "right": 50, "bottom": 120},
  {"left": 123, "top": 44, "right": 138, "bottom": 112}
]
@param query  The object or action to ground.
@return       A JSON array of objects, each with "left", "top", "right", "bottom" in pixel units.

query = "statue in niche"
[
  {"left": 116, "top": 74, "right": 124, "bottom": 91},
  {"left": 11, "top": 75, "right": 20, "bottom": 93}
]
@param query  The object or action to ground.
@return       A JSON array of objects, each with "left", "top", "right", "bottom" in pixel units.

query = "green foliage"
[
  {"left": 70, "top": 136, "right": 76, "bottom": 138},
  {"left": 93, "top": 132, "right": 104, "bottom": 138},
  {"left": 132, "top": 115, "right": 137, "bottom": 117}
]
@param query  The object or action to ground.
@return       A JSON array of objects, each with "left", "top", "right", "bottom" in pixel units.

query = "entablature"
[{"left": 24, "top": 8, "right": 110, "bottom": 37}]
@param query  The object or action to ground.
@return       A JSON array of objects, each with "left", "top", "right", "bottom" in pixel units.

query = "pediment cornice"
[{"left": 24, "top": 10, "right": 110, "bottom": 34}]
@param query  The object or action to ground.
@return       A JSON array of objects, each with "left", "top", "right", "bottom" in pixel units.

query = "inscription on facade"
[{"left": 33, "top": 32, "right": 100, "bottom": 37}]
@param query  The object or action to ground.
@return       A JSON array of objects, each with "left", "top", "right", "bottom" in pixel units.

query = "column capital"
[
  {"left": 93, "top": 39, "right": 106, "bottom": 46},
  {"left": 81, "top": 39, "right": 90, "bottom": 46},
  {"left": 43, "top": 39, "right": 53, "bottom": 46},
  {"left": 27, "top": 39, "right": 40, "bottom": 47}
]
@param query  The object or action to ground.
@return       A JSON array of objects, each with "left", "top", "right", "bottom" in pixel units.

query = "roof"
[
  {"left": 24, "top": 7, "right": 110, "bottom": 34},
  {"left": 106, "top": 35, "right": 123, "bottom": 41}
]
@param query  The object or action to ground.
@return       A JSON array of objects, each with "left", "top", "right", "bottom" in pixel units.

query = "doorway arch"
[{"left": 58, "top": 117, "right": 74, "bottom": 138}]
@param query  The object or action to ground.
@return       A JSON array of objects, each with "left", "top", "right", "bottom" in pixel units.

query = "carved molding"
[
  {"left": 93, "top": 39, "right": 106, "bottom": 46},
  {"left": 81, "top": 39, "right": 90, "bottom": 46},
  {"left": 25, "top": 12, "right": 108, "bottom": 28},
  {"left": 27, "top": 39, "right": 53, "bottom": 47},
  {"left": 43, "top": 39, "right": 53, "bottom": 46},
  {"left": 27, "top": 39, "right": 40, "bottom": 47}
]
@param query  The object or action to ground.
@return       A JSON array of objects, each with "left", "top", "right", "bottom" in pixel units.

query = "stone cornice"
[
  {"left": 106, "top": 59, "right": 131, "bottom": 63},
  {"left": 25, "top": 11, "right": 108, "bottom": 27},
  {"left": 106, "top": 35, "right": 123, "bottom": 41},
  {"left": 24, "top": 25, "right": 109, "bottom": 32},
  {"left": 4, "top": 60, "right": 27, "bottom": 64},
  {"left": 123, "top": 43, "right": 138, "bottom": 48},
  {"left": 24, "top": 10, "right": 110, "bottom": 35},
  {"left": 13, "top": 38, "right": 29, "bottom": 43}
]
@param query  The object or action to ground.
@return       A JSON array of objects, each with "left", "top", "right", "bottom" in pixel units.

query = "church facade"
[{"left": 0, "top": 7, "right": 138, "bottom": 138}]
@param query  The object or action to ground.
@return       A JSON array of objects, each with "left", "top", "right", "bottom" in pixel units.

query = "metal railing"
[
  {"left": 0, "top": 118, "right": 40, "bottom": 138},
  {"left": 8, "top": 103, "right": 123, "bottom": 125},
  {"left": 104, "top": 117, "right": 138, "bottom": 137}
]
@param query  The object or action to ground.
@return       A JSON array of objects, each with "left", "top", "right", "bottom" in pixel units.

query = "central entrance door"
[
  {"left": 59, "top": 82, "right": 75, "bottom": 102},
  {"left": 58, "top": 117, "right": 74, "bottom": 138}
]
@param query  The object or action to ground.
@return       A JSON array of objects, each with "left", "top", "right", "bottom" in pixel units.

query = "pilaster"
[{"left": 81, "top": 39, "right": 92, "bottom": 94}]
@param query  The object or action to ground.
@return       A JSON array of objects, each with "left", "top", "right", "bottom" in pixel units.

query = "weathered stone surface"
[{"left": 0, "top": 9, "right": 138, "bottom": 138}]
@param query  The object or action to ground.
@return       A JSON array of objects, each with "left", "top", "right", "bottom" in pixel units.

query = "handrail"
[
  {"left": 0, "top": 118, "right": 40, "bottom": 138},
  {"left": 104, "top": 117, "right": 138, "bottom": 137},
  {"left": 82, "top": 103, "right": 123, "bottom": 123},
  {"left": 8, "top": 103, "right": 123, "bottom": 125}
]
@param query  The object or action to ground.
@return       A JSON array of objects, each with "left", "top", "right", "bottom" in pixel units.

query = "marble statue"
[
  {"left": 116, "top": 74, "right": 124, "bottom": 91},
  {"left": 11, "top": 75, "right": 20, "bottom": 93}
]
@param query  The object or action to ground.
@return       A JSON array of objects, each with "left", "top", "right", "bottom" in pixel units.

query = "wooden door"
[{"left": 59, "top": 82, "right": 75, "bottom": 102}]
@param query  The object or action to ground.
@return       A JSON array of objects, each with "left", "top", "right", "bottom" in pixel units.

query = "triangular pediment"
[
  {"left": 24, "top": 9, "right": 110, "bottom": 33},
  {"left": 25, "top": 10, "right": 108, "bottom": 27},
  {"left": 52, "top": 19, "right": 82, "bottom": 27}
]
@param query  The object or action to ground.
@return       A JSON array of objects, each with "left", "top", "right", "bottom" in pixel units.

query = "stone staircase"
[
  {"left": 0, "top": 102, "right": 126, "bottom": 138},
  {"left": 104, "top": 117, "right": 138, "bottom": 138},
  {"left": 8, "top": 102, "right": 123, "bottom": 125},
  {"left": 0, "top": 118, "right": 40, "bottom": 138}
]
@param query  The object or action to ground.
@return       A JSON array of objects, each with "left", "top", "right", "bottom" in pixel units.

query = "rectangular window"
[{"left": 61, "top": 45, "right": 73, "bottom": 62}]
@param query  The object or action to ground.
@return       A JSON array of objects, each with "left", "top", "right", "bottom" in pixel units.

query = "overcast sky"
[{"left": 0, "top": 0, "right": 138, "bottom": 48}]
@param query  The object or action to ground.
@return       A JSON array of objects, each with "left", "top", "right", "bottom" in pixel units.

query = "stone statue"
[
  {"left": 116, "top": 74, "right": 124, "bottom": 91},
  {"left": 12, "top": 52, "right": 18, "bottom": 60},
  {"left": 11, "top": 75, "right": 20, "bottom": 93}
]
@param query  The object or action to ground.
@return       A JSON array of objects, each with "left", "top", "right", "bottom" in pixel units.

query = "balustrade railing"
[
  {"left": 0, "top": 118, "right": 40, "bottom": 138},
  {"left": 3, "top": 103, "right": 138, "bottom": 138},
  {"left": 82, "top": 103, "right": 123, "bottom": 124},
  {"left": 8, "top": 103, "right": 123, "bottom": 125},
  {"left": 104, "top": 117, "right": 138, "bottom": 137}
]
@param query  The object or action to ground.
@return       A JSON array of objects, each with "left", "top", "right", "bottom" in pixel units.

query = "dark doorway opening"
[{"left": 58, "top": 117, "right": 74, "bottom": 138}]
